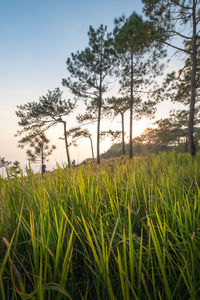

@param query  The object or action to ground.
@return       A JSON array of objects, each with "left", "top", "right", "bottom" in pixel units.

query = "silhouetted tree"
[
  {"left": 104, "top": 97, "right": 129, "bottom": 155},
  {"left": 63, "top": 25, "right": 116, "bottom": 163},
  {"left": 163, "top": 50, "right": 200, "bottom": 126},
  {"left": 138, "top": 114, "right": 200, "bottom": 152},
  {"left": 25, "top": 131, "right": 56, "bottom": 176},
  {"left": 68, "top": 127, "right": 95, "bottom": 160},
  {"left": 114, "top": 12, "right": 164, "bottom": 158},
  {"left": 142, "top": 0, "right": 200, "bottom": 156},
  {"left": 15, "top": 88, "right": 75, "bottom": 167}
]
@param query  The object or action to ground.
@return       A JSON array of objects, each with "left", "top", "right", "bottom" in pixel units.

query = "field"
[{"left": 0, "top": 152, "right": 200, "bottom": 299}]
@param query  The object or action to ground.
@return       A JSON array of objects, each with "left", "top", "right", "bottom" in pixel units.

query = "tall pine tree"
[
  {"left": 63, "top": 25, "right": 116, "bottom": 163},
  {"left": 114, "top": 12, "right": 163, "bottom": 157},
  {"left": 16, "top": 88, "right": 75, "bottom": 167},
  {"left": 142, "top": 0, "right": 200, "bottom": 156},
  {"left": 104, "top": 97, "right": 129, "bottom": 155}
]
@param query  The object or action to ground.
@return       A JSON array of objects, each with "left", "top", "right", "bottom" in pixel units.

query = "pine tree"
[
  {"left": 15, "top": 88, "right": 75, "bottom": 167},
  {"left": 25, "top": 131, "right": 56, "bottom": 176},
  {"left": 67, "top": 127, "right": 95, "bottom": 160},
  {"left": 63, "top": 25, "right": 116, "bottom": 163},
  {"left": 113, "top": 12, "right": 164, "bottom": 158},
  {"left": 162, "top": 48, "right": 200, "bottom": 150},
  {"left": 103, "top": 96, "right": 129, "bottom": 155},
  {"left": 142, "top": 0, "right": 200, "bottom": 156}
]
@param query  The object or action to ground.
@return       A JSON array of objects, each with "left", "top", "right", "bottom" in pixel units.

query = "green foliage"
[
  {"left": 67, "top": 127, "right": 92, "bottom": 145},
  {"left": 142, "top": 0, "right": 200, "bottom": 156},
  {"left": 16, "top": 88, "right": 75, "bottom": 132},
  {"left": 25, "top": 131, "right": 56, "bottom": 175},
  {"left": 162, "top": 49, "right": 200, "bottom": 127},
  {"left": 104, "top": 96, "right": 129, "bottom": 117},
  {"left": 0, "top": 152, "right": 200, "bottom": 298},
  {"left": 63, "top": 25, "right": 116, "bottom": 104},
  {"left": 142, "top": 0, "right": 198, "bottom": 45},
  {"left": 114, "top": 12, "right": 155, "bottom": 53},
  {"left": 101, "top": 129, "right": 122, "bottom": 142},
  {"left": 113, "top": 11, "right": 164, "bottom": 158},
  {"left": 16, "top": 88, "right": 75, "bottom": 166},
  {"left": 63, "top": 24, "right": 117, "bottom": 163},
  {"left": 114, "top": 12, "right": 165, "bottom": 92},
  {"left": 103, "top": 96, "right": 129, "bottom": 155},
  {"left": 66, "top": 127, "right": 95, "bottom": 159}
]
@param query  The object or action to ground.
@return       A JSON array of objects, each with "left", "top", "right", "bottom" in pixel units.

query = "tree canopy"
[
  {"left": 63, "top": 24, "right": 116, "bottom": 163},
  {"left": 113, "top": 12, "right": 164, "bottom": 158},
  {"left": 16, "top": 88, "right": 75, "bottom": 167},
  {"left": 142, "top": 0, "right": 200, "bottom": 156}
]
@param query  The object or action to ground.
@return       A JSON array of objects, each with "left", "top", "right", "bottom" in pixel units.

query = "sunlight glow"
[{"left": 132, "top": 119, "right": 151, "bottom": 138}]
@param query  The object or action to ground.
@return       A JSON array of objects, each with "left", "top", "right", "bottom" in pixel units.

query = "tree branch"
[
  {"left": 170, "top": 0, "right": 192, "bottom": 10},
  {"left": 166, "top": 30, "right": 192, "bottom": 39},
  {"left": 78, "top": 120, "right": 97, "bottom": 126},
  {"left": 163, "top": 41, "right": 191, "bottom": 54}
]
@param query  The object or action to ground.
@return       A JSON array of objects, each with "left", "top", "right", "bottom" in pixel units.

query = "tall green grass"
[{"left": 0, "top": 151, "right": 200, "bottom": 299}]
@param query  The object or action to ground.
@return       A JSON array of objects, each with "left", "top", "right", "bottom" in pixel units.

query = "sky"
[{"left": 0, "top": 0, "right": 185, "bottom": 172}]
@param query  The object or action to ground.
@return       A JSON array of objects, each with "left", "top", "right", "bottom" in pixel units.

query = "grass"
[{"left": 0, "top": 151, "right": 200, "bottom": 299}]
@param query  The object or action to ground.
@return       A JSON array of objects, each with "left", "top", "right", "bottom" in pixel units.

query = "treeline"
[
  {"left": 102, "top": 118, "right": 200, "bottom": 159},
  {"left": 13, "top": 0, "right": 199, "bottom": 170}
]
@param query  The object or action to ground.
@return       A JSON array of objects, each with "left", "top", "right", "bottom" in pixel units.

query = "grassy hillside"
[
  {"left": 0, "top": 152, "right": 200, "bottom": 299},
  {"left": 101, "top": 142, "right": 174, "bottom": 158}
]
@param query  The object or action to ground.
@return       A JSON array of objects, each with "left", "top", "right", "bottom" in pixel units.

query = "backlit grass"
[{"left": 0, "top": 152, "right": 200, "bottom": 299}]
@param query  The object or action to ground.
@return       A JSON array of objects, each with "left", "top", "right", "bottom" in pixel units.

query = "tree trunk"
[
  {"left": 188, "top": 0, "right": 197, "bottom": 157},
  {"left": 129, "top": 53, "right": 134, "bottom": 158},
  {"left": 41, "top": 143, "right": 44, "bottom": 177},
  {"left": 89, "top": 136, "right": 94, "bottom": 160},
  {"left": 63, "top": 121, "right": 71, "bottom": 167},
  {"left": 97, "top": 107, "right": 101, "bottom": 164},
  {"left": 185, "top": 136, "right": 188, "bottom": 153},
  {"left": 121, "top": 112, "right": 125, "bottom": 155},
  {"left": 97, "top": 75, "right": 102, "bottom": 164}
]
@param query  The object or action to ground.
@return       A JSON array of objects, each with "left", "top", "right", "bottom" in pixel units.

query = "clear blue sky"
[
  {"left": 0, "top": 0, "right": 183, "bottom": 171},
  {"left": 0, "top": 0, "right": 142, "bottom": 104}
]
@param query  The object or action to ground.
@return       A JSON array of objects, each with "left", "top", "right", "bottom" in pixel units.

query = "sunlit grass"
[{"left": 0, "top": 151, "right": 200, "bottom": 299}]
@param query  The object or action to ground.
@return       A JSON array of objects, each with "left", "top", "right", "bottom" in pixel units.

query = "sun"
[{"left": 132, "top": 118, "right": 150, "bottom": 138}]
